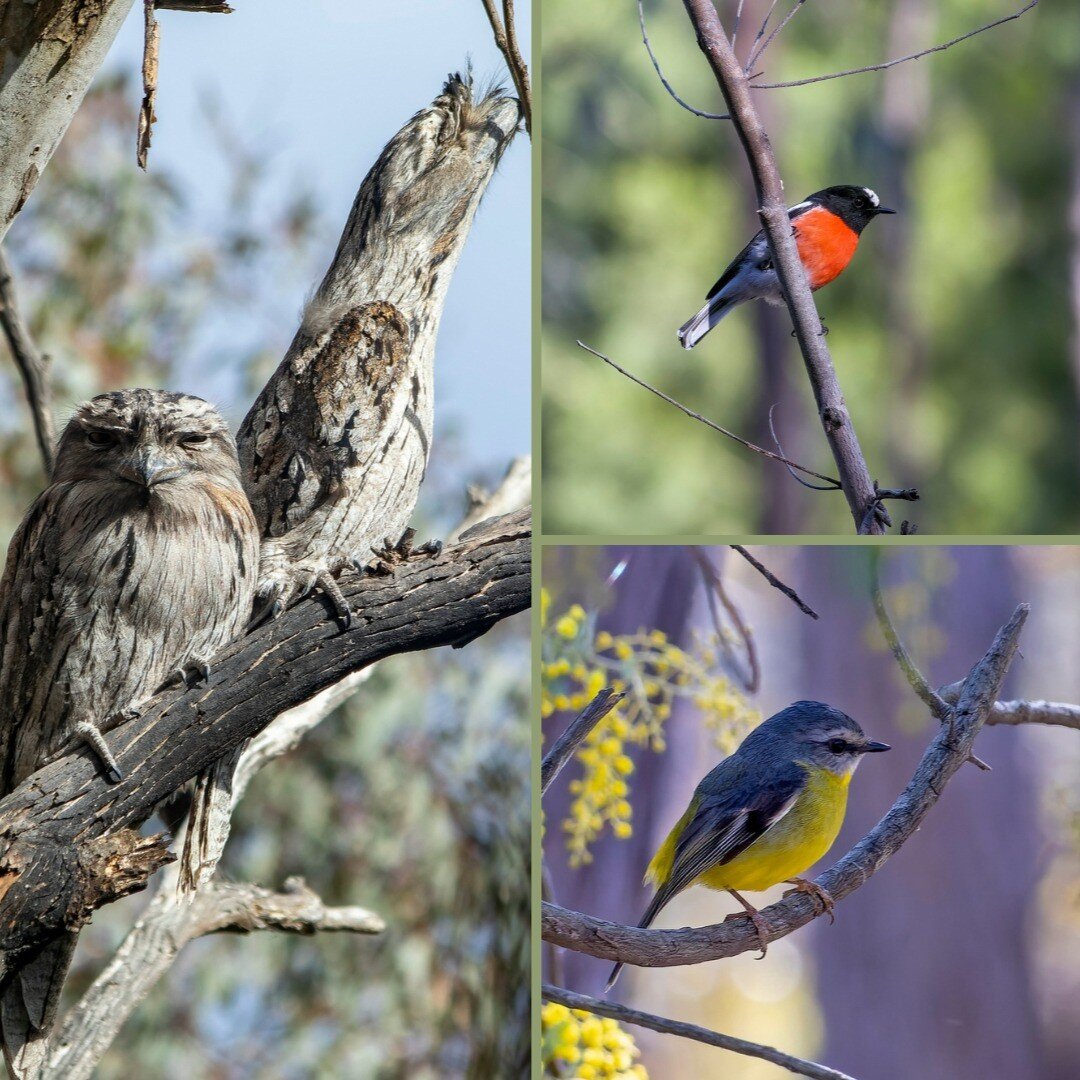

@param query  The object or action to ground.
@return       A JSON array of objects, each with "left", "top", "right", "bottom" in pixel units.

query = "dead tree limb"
[
  {"left": 680, "top": 0, "right": 887, "bottom": 532},
  {"left": 542, "top": 603, "right": 1027, "bottom": 968},
  {"left": 0, "top": 0, "right": 137, "bottom": 242},
  {"left": 480, "top": 0, "right": 532, "bottom": 133},
  {"left": 0, "top": 506, "right": 529, "bottom": 975},
  {"left": 0, "top": 249, "right": 54, "bottom": 474},
  {"left": 542, "top": 984, "right": 856, "bottom": 1080}
]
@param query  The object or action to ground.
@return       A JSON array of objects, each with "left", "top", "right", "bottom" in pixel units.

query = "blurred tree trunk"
[
  {"left": 878, "top": 0, "right": 932, "bottom": 486},
  {"left": 798, "top": 546, "right": 1045, "bottom": 1080},
  {"left": 543, "top": 546, "right": 699, "bottom": 994},
  {"left": 0, "top": 0, "right": 135, "bottom": 241},
  {"left": 1068, "top": 75, "right": 1080, "bottom": 470}
]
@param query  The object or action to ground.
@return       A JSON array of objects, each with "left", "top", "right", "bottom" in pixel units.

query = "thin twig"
[
  {"left": 154, "top": 2, "right": 233, "bottom": 10},
  {"left": 690, "top": 548, "right": 760, "bottom": 692},
  {"left": 541, "top": 688, "right": 625, "bottom": 795},
  {"left": 752, "top": 1, "right": 1038, "bottom": 89},
  {"left": 578, "top": 340, "right": 842, "bottom": 489},
  {"left": 542, "top": 984, "right": 856, "bottom": 1080},
  {"left": 870, "top": 550, "right": 990, "bottom": 770},
  {"left": 730, "top": 0, "right": 745, "bottom": 49},
  {"left": 746, "top": 0, "right": 809, "bottom": 72},
  {"left": 730, "top": 545, "right": 818, "bottom": 619},
  {"left": 638, "top": 0, "right": 729, "bottom": 120},
  {"left": 768, "top": 404, "right": 836, "bottom": 491},
  {"left": 747, "top": 0, "right": 783, "bottom": 60},
  {"left": 481, "top": 0, "right": 532, "bottom": 133},
  {"left": 0, "top": 248, "right": 54, "bottom": 474},
  {"left": 543, "top": 604, "right": 1028, "bottom": 967},
  {"left": 137, "top": 0, "right": 159, "bottom": 170}
]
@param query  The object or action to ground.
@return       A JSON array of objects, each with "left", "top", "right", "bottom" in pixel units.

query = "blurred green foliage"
[
  {"left": 542, "top": 0, "right": 1080, "bottom": 534},
  {"left": 1, "top": 73, "right": 528, "bottom": 1078}
]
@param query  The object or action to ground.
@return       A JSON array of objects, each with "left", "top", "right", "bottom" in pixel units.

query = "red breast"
[{"left": 792, "top": 206, "right": 860, "bottom": 291}]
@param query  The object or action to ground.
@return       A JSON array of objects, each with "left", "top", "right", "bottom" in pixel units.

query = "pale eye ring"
[
  {"left": 853, "top": 196, "right": 867, "bottom": 209},
  {"left": 179, "top": 432, "right": 210, "bottom": 447},
  {"left": 85, "top": 430, "right": 115, "bottom": 447}
]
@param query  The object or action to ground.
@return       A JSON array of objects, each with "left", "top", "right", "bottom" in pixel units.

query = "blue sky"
[{"left": 102, "top": 0, "right": 531, "bottom": 481}]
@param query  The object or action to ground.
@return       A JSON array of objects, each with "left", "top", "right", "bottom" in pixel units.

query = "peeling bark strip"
[
  {"left": 0, "top": 508, "right": 529, "bottom": 974},
  {"left": 238, "top": 75, "right": 521, "bottom": 577},
  {"left": 0, "top": 0, "right": 137, "bottom": 241},
  {"left": 136, "top": 0, "right": 159, "bottom": 170}
]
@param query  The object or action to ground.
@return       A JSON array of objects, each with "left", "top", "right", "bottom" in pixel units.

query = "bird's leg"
[
  {"left": 727, "top": 888, "right": 771, "bottom": 958},
  {"left": 368, "top": 528, "right": 443, "bottom": 576},
  {"left": 783, "top": 877, "right": 836, "bottom": 924},
  {"left": 161, "top": 652, "right": 214, "bottom": 691},
  {"left": 250, "top": 540, "right": 355, "bottom": 630},
  {"left": 71, "top": 721, "right": 123, "bottom": 784}
]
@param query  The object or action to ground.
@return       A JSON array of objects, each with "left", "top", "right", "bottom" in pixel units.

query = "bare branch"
[
  {"left": 542, "top": 604, "right": 1028, "bottom": 968},
  {"left": 690, "top": 548, "right": 760, "bottom": 693},
  {"left": 746, "top": 0, "right": 783, "bottom": 61},
  {"left": 680, "top": 0, "right": 893, "bottom": 532},
  {"left": 746, "top": 0, "right": 809, "bottom": 72},
  {"left": 481, "top": 0, "right": 533, "bottom": 133},
  {"left": 937, "top": 684, "right": 1080, "bottom": 732},
  {"left": 154, "top": 1, "right": 233, "bottom": 10},
  {"left": 541, "top": 689, "right": 625, "bottom": 796},
  {"left": 0, "top": 249, "right": 54, "bottom": 474},
  {"left": 637, "top": 1, "right": 729, "bottom": 120},
  {"left": 543, "top": 984, "right": 856, "bottom": 1080},
  {"left": 47, "top": 878, "right": 379, "bottom": 1079},
  {"left": 730, "top": 544, "right": 819, "bottom": 619},
  {"left": 447, "top": 455, "right": 532, "bottom": 545},
  {"left": 752, "top": 1, "right": 1039, "bottom": 89},
  {"left": 578, "top": 340, "right": 841, "bottom": 489}
]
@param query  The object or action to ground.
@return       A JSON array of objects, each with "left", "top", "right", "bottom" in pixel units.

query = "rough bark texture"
[
  {"left": 0, "top": 0, "right": 137, "bottom": 242},
  {"left": 0, "top": 507, "right": 529, "bottom": 975},
  {"left": 238, "top": 76, "right": 521, "bottom": 603}
]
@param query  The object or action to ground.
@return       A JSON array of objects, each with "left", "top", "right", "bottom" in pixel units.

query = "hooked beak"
[
  {"left": 875, "top": 205, "right": 897, "bottom": 215},
  {"left": 863, "top": 740, "right": 891, "bottom": 753},
  {"left": 118, "top": 450, "right": 192, "bottom": 489}
]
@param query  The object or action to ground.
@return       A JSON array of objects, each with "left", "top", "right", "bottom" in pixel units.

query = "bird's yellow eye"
[
  {"left": 179, "top": 433, "right": 209, "bottom": 447},
  {"left": 85, "top": 430, "right": 115, "bottom": 447},
  {"left": 827, "top": 738, "right": 848, "bottom": 754}
]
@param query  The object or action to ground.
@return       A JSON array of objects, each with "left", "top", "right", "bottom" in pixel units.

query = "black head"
[{"left": 805, "top": 185, "right": 895, "bottom": 234}]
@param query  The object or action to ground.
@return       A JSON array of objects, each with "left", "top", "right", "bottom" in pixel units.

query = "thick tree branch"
[
  {"left": 0, "top": 249, "right": 54, "bottom": 474},
  {"left": 0, "top": 507, "right": 528, "bottom": 973},
  {"left": 938, "top": 684, "right": 1080, "bottom": 731},
  {"left": 680, "top": 1, "right": 891, "bottom": 533},
  {"left": 542, "top": 604, "right": 1027, "bottom": 968},
  {"left": 0, "top": 0, "right": 137, "bottom": 242},
  {"left": 543, "top": 984, "right": 856, "bottom": 1080}
]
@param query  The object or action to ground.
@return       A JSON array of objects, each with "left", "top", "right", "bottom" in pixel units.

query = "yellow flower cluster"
[
  {"left": 542, "top": 594, "right": 760, "bottom": 864},
  {"left": 541, "top": 1002, "right": 648, "bottom": 1079}
]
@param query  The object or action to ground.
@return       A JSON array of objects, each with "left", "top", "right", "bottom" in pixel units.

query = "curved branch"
[
  {"left": 542, "top": 604, "right": 1027, "bottom": 968},
  {"left": 0, "top": 508, "right": 530, "bottom": 970},
  {"left": 752, "top": 1, "right": 1039, "bottom": 89},
  {"left": 543, "top": 984, "right": 856, "bottom": 1080}
]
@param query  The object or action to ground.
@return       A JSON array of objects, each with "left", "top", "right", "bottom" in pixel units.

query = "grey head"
[
  {"left": 735, "top": 700, "right": 891, "bottom": 779},
  {"left": 53, "top": 389, "right": 244, "bottom": 497}
]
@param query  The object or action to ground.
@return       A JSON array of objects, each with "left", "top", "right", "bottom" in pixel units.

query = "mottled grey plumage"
[{"left": 0, "top": 389, "right": 259, "bottom": 1075}]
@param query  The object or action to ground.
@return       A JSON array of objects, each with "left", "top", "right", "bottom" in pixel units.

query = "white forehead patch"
[{"left": 863, "top": 187, "right": 880, "bottom": 207}]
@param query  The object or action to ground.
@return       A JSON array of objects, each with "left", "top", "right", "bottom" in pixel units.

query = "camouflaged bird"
[{"left": 0, "top": 389, "right": 259, "bottom": 1076}]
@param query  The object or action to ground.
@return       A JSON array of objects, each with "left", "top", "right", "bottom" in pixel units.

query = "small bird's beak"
[
  {"left": 119, "top": 450, "right": 191, "bottom": 489},
  {"left": 864, "top": 740, "right": 891, "bottom": 753},
  {"left": 875, "top": 206, "right": 897, "bottom": 215}
]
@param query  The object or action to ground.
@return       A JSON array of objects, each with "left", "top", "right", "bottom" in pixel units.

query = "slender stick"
[
  {"left": 730, "top": 544, "right": 819, "bottom": 618},
  {"left": 746, "top": 0, "right": 809, "bottom": 72},
  {"left": 578, "top": 341, "right": 841, "bottom": 489},
  {"left": 541, "top": 688, "right": 625, "bottom": 795},
  {"left": 481, "top": 0, "right": 532, "bottom": 133},
  {"left": 690, "top": 548, "right": 760, "bottom": 692},
  {"left": 680, "top": 0, "right": 885, "bottom": 532},
  {"left": 0, "top": 249, "right": 54, "bottom": 474},
  {"left": 753, "top": 1, "right": 1038, "bottom": 89},
  {"left": 543, "top": 984, "right": 857, "bottom": 1080}
]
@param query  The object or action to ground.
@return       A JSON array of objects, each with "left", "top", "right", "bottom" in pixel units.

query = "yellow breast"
[{"left": 696, "top": 766, "right": 850, "bottom": 894}]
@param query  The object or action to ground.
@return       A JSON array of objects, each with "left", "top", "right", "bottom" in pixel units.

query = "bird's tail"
[
  {"left": 1, "top": 931, "right": 78, "bottom": 1077},
  {"left": 677, "top": 294, "right": 736, "bottom": 350},
  {"left": 604, "top": 887, "right": 673, "bottom": 994}
]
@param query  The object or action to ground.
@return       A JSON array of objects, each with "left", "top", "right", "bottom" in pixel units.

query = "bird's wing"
[
  {"left": 705, "top": 200, "right": 819, "bottom": 301},
  {"left": 664, "top": 762, "right": 807, "bottom": 899}
]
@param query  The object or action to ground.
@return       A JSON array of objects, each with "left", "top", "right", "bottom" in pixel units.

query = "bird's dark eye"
[
  {"left": 85, "top": 430, "right": 115, "bottom": 447},
  {"left": 827, "top": 738, "right": 848, "bottom": 754},
  {"left": 853, "top": 197, "right": 867, "bottom": 209},
  {"left": 179, "top": 433, "right": 209, "bottom": 447}
]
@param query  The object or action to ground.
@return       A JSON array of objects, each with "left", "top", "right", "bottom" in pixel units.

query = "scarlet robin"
[{"left": 678, "top": 185, "right": 895, "bottom": 349}]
